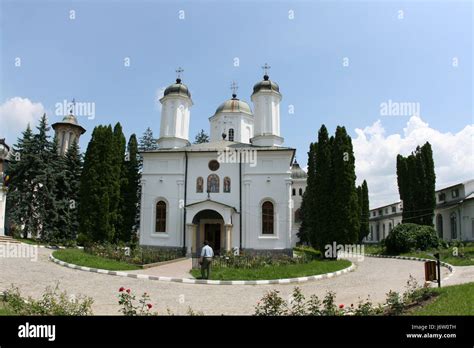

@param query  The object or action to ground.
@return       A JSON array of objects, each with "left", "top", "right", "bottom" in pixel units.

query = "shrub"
[
  {"left": 384, "top": 223, "right": 440, "bottom": 254},
  {"left": 117, "top": 287, "right": 155, "bottom": 316},
  {"left": 2, "top": 284, "right": 93, "bottom": 315},
  {"left": 294, "top": 246, "right": 322, "bottom": 260}
]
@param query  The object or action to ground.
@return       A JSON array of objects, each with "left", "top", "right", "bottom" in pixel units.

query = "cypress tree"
[
  {"left": 79, "top": 125, "right": 116, "bottom": 242},
  {"left": 111, "top": 123, "right": 126, "bottom": 241},
  {"left": 397, "top": 142, "right": 436, "bottom": 226},
  {"left": 117, "top": 134, "right": 140, "bottom": 243},
  {"left": 359, "top": 180, "right": 370, "bottom": 242},
  {"left": 331, "top": 126, "right": 359, "bottom": 246},
  {"left": 63, "top": 140, "right": 82, "bottom": 240}
]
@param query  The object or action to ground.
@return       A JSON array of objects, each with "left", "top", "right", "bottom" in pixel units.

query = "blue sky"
[{"left": 1, "top": 0, "right": 472, "bottom": 207}]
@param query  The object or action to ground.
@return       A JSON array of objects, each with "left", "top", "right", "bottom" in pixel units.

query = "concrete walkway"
[
  {"left": 128, "top": 258, "right": 194, "bottom": 279},
  {"left": 0, "top": 248, "right": 471, "bottom": 315}
]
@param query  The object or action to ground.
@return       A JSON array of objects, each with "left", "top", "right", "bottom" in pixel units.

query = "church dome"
[
  {"left": 215, "top": 96, "right": 252, "bottom": 115},
  {"left": 62, "top": 114, "right": 79, "bottom": 125},
  {"left": 291, "top": 160, "right": 307, "bottom": 179},
  {"left": 252, "top": 75, "right": 280, "bottom": 95},
  {"left": 163, "top": 78, "right": 191, "bottom": 98}
]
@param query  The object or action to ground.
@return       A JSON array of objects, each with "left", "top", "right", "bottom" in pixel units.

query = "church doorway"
[
  {"left": 192, "top": 209, "right": 225, "bottom": 255},
  {"left": 204, "top": 223, "right": 221, "bottom": 253}
]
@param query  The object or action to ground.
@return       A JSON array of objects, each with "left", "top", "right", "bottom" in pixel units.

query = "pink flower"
[
  {"left": 339, "top": 304, "right": 344, "bottom": 309},
  {"left": 119, "top": 287, "right": 125, "bottom": 292},
  {"left": 147, "top": 304, "right": 152, "bottom": 309}
]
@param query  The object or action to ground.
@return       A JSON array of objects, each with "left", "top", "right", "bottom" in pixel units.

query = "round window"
[{"left": 208, "top": 160, "right": 220, "bottom": 171}]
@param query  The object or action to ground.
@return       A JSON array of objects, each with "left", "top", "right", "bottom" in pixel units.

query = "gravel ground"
[{"left": 0, "top": 247, "right": 463, "bottom": 315}]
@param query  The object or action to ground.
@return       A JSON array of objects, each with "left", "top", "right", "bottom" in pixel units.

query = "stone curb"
[
  {"left": 366, "top": 254, "right": 455, "bottom": 275},
  {"left": 49, "top": 254, "right": 356, "bottom": 285}
]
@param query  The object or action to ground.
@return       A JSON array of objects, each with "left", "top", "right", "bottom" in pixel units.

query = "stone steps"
[{"left": 0, "top": 236, "right": 21, "bottom": 244}]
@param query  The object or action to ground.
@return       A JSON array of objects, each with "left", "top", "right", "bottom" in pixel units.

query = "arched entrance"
[{"left": 192, "top": 209, "right": 224, "bottom": 254}]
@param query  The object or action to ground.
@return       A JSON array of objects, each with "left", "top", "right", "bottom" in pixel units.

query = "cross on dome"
[{"left": 230, "top": 81, "right": 238, "bottom": 98}]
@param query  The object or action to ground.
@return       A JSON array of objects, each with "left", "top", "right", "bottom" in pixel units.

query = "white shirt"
[{"left": 201, "top": 245, "right": 214, "bottom": 258}]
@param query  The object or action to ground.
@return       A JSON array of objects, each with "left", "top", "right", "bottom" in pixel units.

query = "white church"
[{"left": 139, "top": 67, "right": 307, "bottom": 255}]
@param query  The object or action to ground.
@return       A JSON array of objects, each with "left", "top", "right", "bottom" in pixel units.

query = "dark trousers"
[{"left": 201, "top": 257, "right": 212, "bottom": 279}]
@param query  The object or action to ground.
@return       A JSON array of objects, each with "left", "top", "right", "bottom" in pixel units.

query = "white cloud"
[
  {"left": 0, "top": 97, "right": 46, "bottom": 144},
  {"left": 353, "top": 116, "right": 474, "bottom": 208}
]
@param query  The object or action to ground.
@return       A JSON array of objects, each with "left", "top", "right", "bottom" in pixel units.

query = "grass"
[
  {"left": 408, "top": 282, "right": 474, "bottom": 315},
  {"left": 363, "top": 243, "right": 474, "bottom": 266},
  {"left": 14, "top": 237, "right": 41, "bottom": 245},
  {"left": 0, "top": 301, "right": 15, "bottom": 315},
  {"left": 190, "top": 259, "right": 351, "bottom": 280},
  {"left": 53, "top": 249, "right": 141, "bottom": 271}
]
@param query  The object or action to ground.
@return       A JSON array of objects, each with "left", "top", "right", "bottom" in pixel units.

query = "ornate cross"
[
  {"left": 176, "top": 67, "right": 184, "bottom": 79},
  {"left": 230, "top": 81, "right": 238, "bottom": 97},
  {"left": 69, "top": 98, "right": 76, "bottom": 114},
  {"left": 262, "top": 63, "right": 271, "bottom": 76}
]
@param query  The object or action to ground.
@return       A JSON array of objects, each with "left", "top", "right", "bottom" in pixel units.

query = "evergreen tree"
[
  {"left": 358, "top": 180, "right": 370, "bottom": 242},
  {"left": 331, "top": 126, "right": 359, "bottom": 246},
  {"left": 138, "top": 127, "right": 158, "bottom": 150},
  {"left": 194, "top": 129, "right": 210, "bottom": 144},
  {"left": 111, "top": 123, "right": 126, "bottom": 241},
  {"left": 396, "top": 142, "right": 435, "bottom": 226},
  {"left": 118, "top": 134, "right": 140, "bottom": 242},
  {"left": 63, "top": 140, "right": 82, "bottom": 241},
  {"left": 79, "top": 125, "right": 116, "bottom": 242},
  {"left": 5, "top": 125, "right": 36, "bottom": 238},
  {"left": 300, "top": 125, "right": 362, "bottom": 256}
]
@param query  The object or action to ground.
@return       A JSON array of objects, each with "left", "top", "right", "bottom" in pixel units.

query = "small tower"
[
  {"left": 250, "top": 63, "right": 284, "bottom": 147},
  {"left": 157, "top": 68, "right": 193, "bottom": 149},
  {"left": 209, "top": 81, "right": 254, "bottom": 143},
  {"left": 52, "top": 100, "right": 86, "bottom": 156}
]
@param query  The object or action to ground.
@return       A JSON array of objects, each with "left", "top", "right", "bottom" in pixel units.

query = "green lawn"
[
  {"left": 190, "top": 259, "right": 351, "bottom": 281},
  {"left": 364, "top": 243, "right": 474, "bottom": 266},
  {"left": 53, "top": 249, "right": 141, "bottom": 271},
  {"left": 409, "top": 282, "right": 474, "bottom": 315},
  {"left": 14, "top": 238, "right": 40, "bottom": 245}
]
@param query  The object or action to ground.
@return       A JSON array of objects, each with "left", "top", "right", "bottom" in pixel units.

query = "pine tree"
[
  {"left": 5, "top": 125, "right": 36, "bottom": 238},
  {"left": 194, "top": 129, "right": 210, "bottom": 144},
  {"left": 138, "top": 127, "right": 158, "bottom": 150},
  {"left": 118, "top": 134, "right": 140, "bottom": 243}
]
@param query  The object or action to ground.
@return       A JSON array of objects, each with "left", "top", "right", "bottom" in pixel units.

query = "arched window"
[
  {"left": 299, "top": 188, "right": 303, "bottom": 196},
  {"left": 207, "top": 174, "right": 219, "bottom": 193},
  {"left": 382, "top": 224, "right": 386, "bottom": 239},
  {"left": 294, "top": 208, "right": 301, "bottom": 223},
  {"left": 155, "top": 201, "right": 166, "bottom": 232},
  {"left": 292, "top": 188, "right": 296, "bottom": 196},
  {"left": 262, "top": 201, "right": 274, "bottom": 235},
  {"left": 228, "top": 128, "right": 234, "bottom": 141},
  {"left": 389, "top": 222, "right": 392, "bottom": 232},
  {"left": 450, "top": 213, "right": 457, "bottom": 239},
  {"left": 370, "top": 225, "right": 373, "bottom": 240},
  {"left": 436, "top": 214, "right": 443, "bottom": 238},
  {"left": 196, "top": 177, "right": 203, "bottom": 193},
  {"left": 223, "top": 177, "right": 231, "bottom": 193}
]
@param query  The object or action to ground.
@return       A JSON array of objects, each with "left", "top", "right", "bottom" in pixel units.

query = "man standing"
[{"left": 200, "top": 240, "right": 214, "bottom": 279}]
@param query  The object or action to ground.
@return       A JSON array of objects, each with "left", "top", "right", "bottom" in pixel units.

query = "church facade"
[{"left": 139, "top": 70, "right": 306, "bottom": 255}]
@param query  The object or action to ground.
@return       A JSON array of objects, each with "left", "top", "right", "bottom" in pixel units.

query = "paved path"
[
  {"left": 0, "top": 248, "right": 470, "bottom": 315},
  {"left": 128, "top": 258, "right": 194, "bottom": 279}
]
